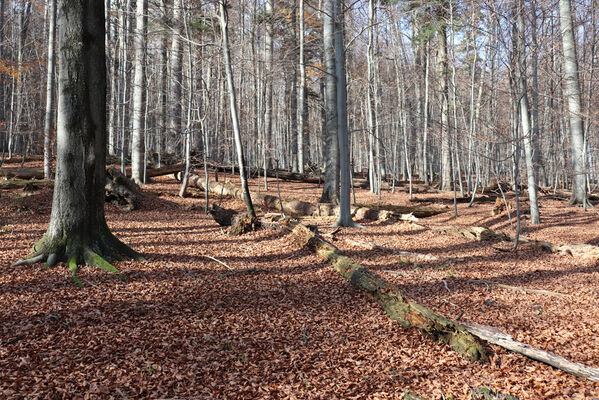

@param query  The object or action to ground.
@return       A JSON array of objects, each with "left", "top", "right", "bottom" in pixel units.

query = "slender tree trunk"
[
  {"left": 297, "top": 0, "right": 306, "bottom": 174},
  {"left": 334, "top": 0, "right": 353, "bottom": 227},
  {"left": 437, "top": 2, "right": 451, "bottom": 191},
  {"left": 219, "top": 0, "right": 255, "bottom": 217},
  {"left": 517, "top": 0, "right": 540, "bottom": 224},
  {"left": 320, "top": 0, "right": 339, "bottom": 204},
  {"left": 43, "top": 0, "right": 57, "bottom": 179},
  {"left": 168, "top": 0, "right": 183, "bottom": 155},
  {"left": 263, "top": 0, "right": 274, "bottom": 176},
  {"left": 559, "top": 0, "right": 586, "bottom": 205},
  {"left": 131, "top": 0, "right": 147, "bottom": 184}
]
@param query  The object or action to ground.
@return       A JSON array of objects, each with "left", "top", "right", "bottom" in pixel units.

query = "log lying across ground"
[
  {"left": 428, "top": 223, "right": 599, "bottom": 260},
  {"left": 287, "top": 221, "right": 488, "bottom": 362},
  {"left": 185, "top": 173, "right": 445, "bottom": 222},
  {"left": 462, "top": 322, "right": 599, "bottom": 382},
  {"left": 0, "top": 168, "right": 44, "bottom": 180},
  {"left": 0, "top": 180, "right": 53, "bottom": 190}
]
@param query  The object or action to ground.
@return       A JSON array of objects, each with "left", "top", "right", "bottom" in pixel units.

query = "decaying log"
[
  {"left": 430, "top": 223, "right": 599, "bottom": 261},
  {"left": 462, "top": 322, "right": 599, "bottom": 382},
  {"left": 431, "top": 225, "right": 511, "bottom": 242},
  {"left": 228, "top": 213, "right": 261, "bottom": 235},
  {"left": 146, "top": 163, "right": 186, "bottom": 178},
  {"left": 105, "top": 167, "right": 141, "bottom": 211},
  {"left": 288, "top": 221, "right": 488, "bottom": 362},
  {"left": 0, "top": 168, "right": 44, "bottom": 180},
  {"left": 185, "top": 173, "right": 444, "bottom": 222},
  {"left": 208, "top": 204, "right": 239, "bottom": 226},
  {"left": 0, "top": 180, "right": 54, "bottom": 190}
]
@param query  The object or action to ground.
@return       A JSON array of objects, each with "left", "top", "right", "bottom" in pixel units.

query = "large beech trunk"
[
  {"left": 288, "top": 221, "right": 487, "bottom": 362},
  {"left": 12, "top": 0, "right": 138, "bottom": 275}
]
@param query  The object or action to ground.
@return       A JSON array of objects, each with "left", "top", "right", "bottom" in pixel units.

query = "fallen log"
[
  {"left": 430, "top": 223, "right": 599, "bottom": 261},
  {"left": 0, "top": 180, "right": 53, "bottom": 190},
  {"left": 431, "top": 225, "right": 511, "bottom": 242},
  {"left": 185, "top": 173, "right": 443, "bottom": 222},
  {"left": 0, "top": 168, "right": 44, "bottom": 180},
  {"left": 462, "top": 322, "right": 599, "bottom": 382},
  {"left": 287, "top": 221, "right": 487, "bottom": 362}
]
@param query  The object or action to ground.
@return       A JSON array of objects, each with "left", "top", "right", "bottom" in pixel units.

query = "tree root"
[{"left": 10, "top": 233, "right": 142, "bottom": 285}]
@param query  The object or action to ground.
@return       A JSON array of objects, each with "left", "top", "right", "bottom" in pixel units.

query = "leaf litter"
[{"left": 1, "top": 161, "right": 598, "bottom": 399}]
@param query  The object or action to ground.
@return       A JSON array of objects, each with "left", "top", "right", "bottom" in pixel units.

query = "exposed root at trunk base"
[{"left": 10, "top": 232, "right": 142, "bottom": 285}]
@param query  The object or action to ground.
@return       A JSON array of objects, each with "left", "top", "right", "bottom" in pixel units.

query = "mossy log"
[{"left": 288, "top": 221, "right": 487, "bottom": 362}]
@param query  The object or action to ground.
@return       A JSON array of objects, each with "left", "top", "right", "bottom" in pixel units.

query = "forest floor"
[{"left": 1, "top": 160, "right": 599, "bottom": 399}]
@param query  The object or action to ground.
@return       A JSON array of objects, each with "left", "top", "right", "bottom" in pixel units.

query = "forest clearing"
[{"left": 1, "top": 157, "right": 599, "bottom": 399}]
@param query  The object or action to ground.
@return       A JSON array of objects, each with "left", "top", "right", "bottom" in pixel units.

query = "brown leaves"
[{"left": 1, "top": 159, "right": 599, "bottom": 399}]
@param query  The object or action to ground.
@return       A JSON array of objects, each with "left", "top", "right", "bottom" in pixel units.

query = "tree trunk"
[
  {"left": 12, "top": 0, "right": 138, "bottom": 276},
  {"left": 289, "top": 222, "right": 487, "bottom": 362},
  {"left": 218, "top": 0, "right": 255, "bottom": 218},
  {"left": 43, "top": 0, "right": 57, "bottom": 179},
  {"left": 559, "top": 0, "right": 586, "bottom": 205},
  {"left": 517, "top": 0, "right": 540, "bottom": 224},
  {"left": 297, "top": 0, "right": 306, "bottom": 174},
  {"left": 437, "top": 2, "right": 451, "bottom": 191},
  {"left": 334, "top": 0, "right": 353, "bottom": 227},
  {"left": 320, "top": 0, "right": 339, "bottom": 204},
  {"left": 167, "top": 0, "right": 183, "bottom": 155},
  {"left": 131, "top": 0, "right": 147, "bottom": 184}
]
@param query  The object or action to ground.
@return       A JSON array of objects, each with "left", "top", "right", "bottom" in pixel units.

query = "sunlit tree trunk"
[
  {"left": 12, "top": 0, "right": 138, "bottom": 272},
  {"left": 218, "top": 0, "right": 255, "bottom": 217},
  {"left": 517, "top": 0, "right": 540, "bottom": 224},
  {"left": 43, "top": 0, "right": 57, "bottom": 179},
  {"left": 559, "top": 0, "right": 586, "bottom": 205},
  {"left": 131, "top": 0, "right": 147, "bottom": 184},
  {"left": 320, "top": 0, "right": 339, "bottom": 204}
]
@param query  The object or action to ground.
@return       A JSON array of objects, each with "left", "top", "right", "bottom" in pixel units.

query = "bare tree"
[
  {"left": 131, "top": 0, "right": 148, "bottom": 184},
  {"left": 43, "top": 0, "right": 57, "bottom": 179},
  {"left": 559, "top": 0, "right": 586, "bottom": 205},
  {"left": 12, "top": 0, "right": 139, "bottom": 276}
]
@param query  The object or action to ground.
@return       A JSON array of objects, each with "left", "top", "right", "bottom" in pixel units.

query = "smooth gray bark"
[
  {"left": 167, "top": 0, "right": 183, "bottom": 154},
  {"left": 334, "top": 0, "right": 353, "bottom": 227},
  {"left": 320, "top": 0, "right": 339, "bottom": 204},
  {"left": 131, "top": 0, "right": 147, "bottom": 184},
  {"left": 559, "top": 0, "right": 586, "bottom": 205},
  {"left": 517, "top": 0, "right": 540, "bottom": 224},
  {"left": 219, "top": 0, "right": 255, "bottom": 217},
  {"left": 297, "top": 0, "right": 306, "bottom": 174},
  {"left": 43, "top": 0, "right": 57, "bottom": 179}
]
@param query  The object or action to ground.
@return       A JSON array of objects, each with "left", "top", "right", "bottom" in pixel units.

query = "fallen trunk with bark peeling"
[
  {"left": 286, "top": 221, "right": 487, "bottom": 362},
  {"left": 462, "top": 322, "right": 599, "bottom": 382}
]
